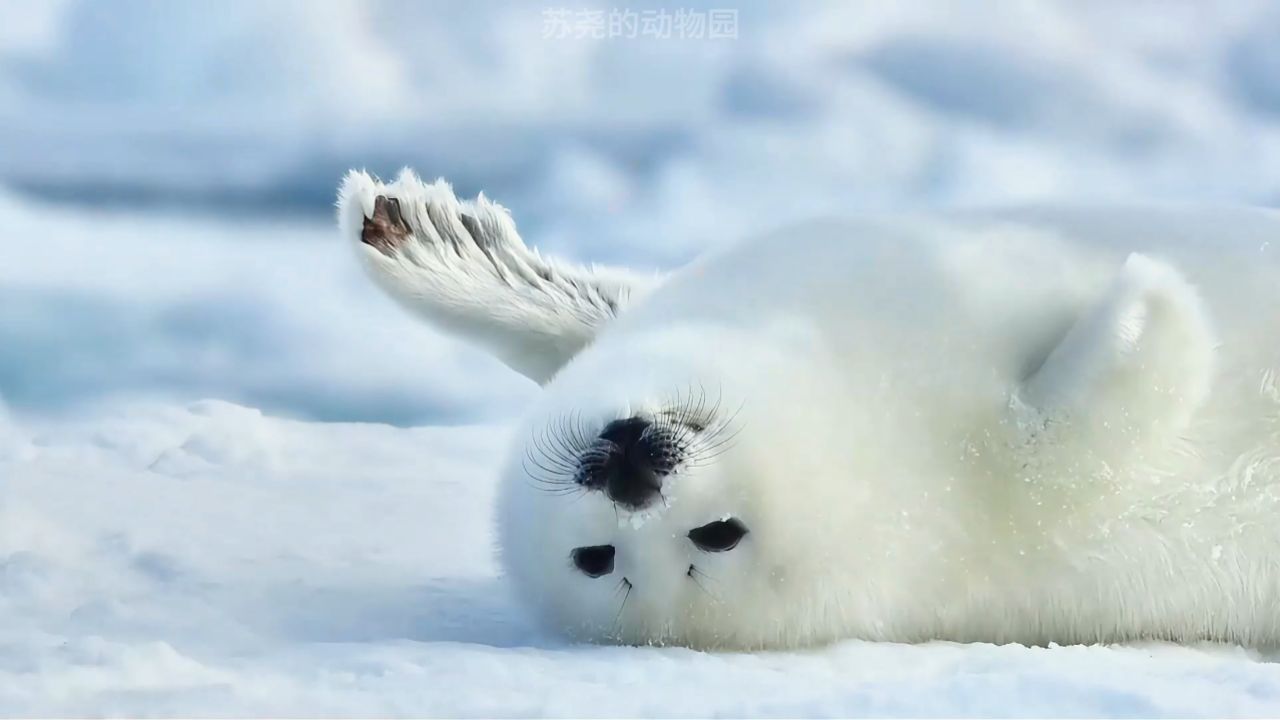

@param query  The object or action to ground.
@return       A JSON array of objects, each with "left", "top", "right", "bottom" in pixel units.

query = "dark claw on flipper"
[{"left": 362, "top": 195, "right": 412, "bottom": 256}]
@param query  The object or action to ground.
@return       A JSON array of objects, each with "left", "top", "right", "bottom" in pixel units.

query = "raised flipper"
[
  {"left": 1013, "top": 253, "right": 1216, "bottom": 451},
  {"left": 338, "top": 170, "right": 660, "bottom": 384}
]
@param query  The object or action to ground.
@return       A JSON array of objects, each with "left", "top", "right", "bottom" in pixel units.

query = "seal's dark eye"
[
  {"left": 688, "top": 518, "right": 748, "bottom": 552},
  {"left": 571, "top": 544, "right": 615, "bottom": 577}
]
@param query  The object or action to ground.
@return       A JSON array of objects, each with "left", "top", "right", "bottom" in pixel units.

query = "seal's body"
[{"left": 339, "top": 170, "right": 1280, "bottom": 649}]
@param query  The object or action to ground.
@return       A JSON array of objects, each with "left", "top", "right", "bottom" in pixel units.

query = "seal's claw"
[{"left": 362, "top": 195, "right": 412, "bottom": 256}]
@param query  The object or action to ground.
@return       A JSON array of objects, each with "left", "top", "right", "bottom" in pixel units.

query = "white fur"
[
  {"left": 339, "top": 175, "right": 1280, "bottom": 650},
  {"left": 338, "top": 169, "right": 658, "bottom": 383}
]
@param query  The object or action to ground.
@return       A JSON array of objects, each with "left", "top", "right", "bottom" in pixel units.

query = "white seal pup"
[{"left": 338, "top": 169, "right": 1280, "bottom": 650}]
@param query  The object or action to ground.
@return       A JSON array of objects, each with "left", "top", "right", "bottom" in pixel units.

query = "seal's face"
[
  {"left": 496, "top": 318, "right": 864, "bottom": 650},
  {"left": 498, "top": 382, "right": 809, "bottom": 649},
  {"left": 560, "top": 407, "right": 748, "bottom": 569}
]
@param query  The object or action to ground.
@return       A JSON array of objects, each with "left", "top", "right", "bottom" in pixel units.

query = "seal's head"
[{"left": 495, "top": 323, "right": 871, "bottom": 650}]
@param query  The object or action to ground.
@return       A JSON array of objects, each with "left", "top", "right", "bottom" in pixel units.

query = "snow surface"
[
  {"left": 2, "top": 189, "right": 1280, "bottom": 719},
  {"left": 5, "top": 0, "right": 1280, "bottom": 715},
  {"left": 6, "top": 398, "right": 1280, "bottom": 717}
]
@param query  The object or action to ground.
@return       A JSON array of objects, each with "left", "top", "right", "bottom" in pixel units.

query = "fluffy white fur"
[
  {"left": 339, "top": 171, "right": 1280, "bottom": 650},
  {"left": 338, "top": 169, "right": 657, "bottom": 383}
]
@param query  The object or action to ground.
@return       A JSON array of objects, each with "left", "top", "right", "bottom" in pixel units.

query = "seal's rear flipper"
[
  {"left": 1015, "top": 253, "right": 1215, "bottom": 448},
  {"left": 338, "top": 170, "right": 660, "bottom": 384}
]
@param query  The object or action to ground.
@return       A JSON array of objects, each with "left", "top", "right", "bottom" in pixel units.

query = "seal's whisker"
[
  {"left": 697, "top": 427, "right": 741, "bottom": 454},
  {"left": 569, "top": 409, "right": 594, "bottom": 451},
  {"left": 520, "top": 454, "right": 569, "bottom": 484},
  {"left": 527, "top": 483, "right": 582, "bottom": 496},
  {"left": 707, "top": 397, "right": 745, "bottom": 437},
  {"left": 690, "top": 565, "right": 723, "bottom": 587},
  {"left": 545, "top": 417, "right": 585, "bottom": 467},
  {"left": 523, "top": 450, "right": 577, "bottom": 483},
  {"left": 613, "top": 577, "right": 633, "bottom": 629},
  {"left": 691, "top": 401, "right": 746, "bottom": 455},
  {"left": 533, "top": 448, "right": 579, "bottom": 476},
  {"left": 525, "top": 477, "right": 582, "bottom": 494},
  {"left": 690, "top": 432, "right": 743, "bottom": 460},
  {"left": 611, "top": 577, "right": 630, "bottom": 599},
  {"left": 523, "top": 470, "right": 573, "bottom": 487},
  {"left": 687, "top": 426, "right": 744, "bottom": 465},
  {"left": 688, "top": 566, "right": 721, "bottom": 603},
  {"left": 694, "top": 381, "right": 712, "bottom": 425},
  {"left": 531, "top": 426, "right": 579, "bottom": 473}
]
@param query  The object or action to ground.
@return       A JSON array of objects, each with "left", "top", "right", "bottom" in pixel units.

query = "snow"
[
  {"left": 0, "top": 190, "right": 533, "bottom": 425},
  {"left": 4, "top": 398, "right": 1280, "bottom": 717},
  {"left": 4, "top": 0, "right": 1280, "bottom": 714}
]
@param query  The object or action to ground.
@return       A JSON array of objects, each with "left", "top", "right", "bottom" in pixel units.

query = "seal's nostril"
[
  {"left": 598, "top": 416, "right": 652, "bottom": 446},
  {"left": 593, "top": 416, "right": 666, "bottom": 510}
]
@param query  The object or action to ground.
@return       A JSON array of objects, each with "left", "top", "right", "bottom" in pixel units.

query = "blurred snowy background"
[
  {"left": 5, "top": 1, "right": 1280, "bottom": 715},
  {"left": 4, "top": 0, "right": 1280, "bottom": 426}
]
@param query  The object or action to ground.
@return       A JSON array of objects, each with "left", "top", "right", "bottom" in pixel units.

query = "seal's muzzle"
[{"left": 585, "top": 416, "right": 672, "bottom": 510}]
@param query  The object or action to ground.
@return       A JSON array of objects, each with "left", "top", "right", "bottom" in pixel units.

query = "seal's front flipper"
[
  {"left": 1015, "top": 253, "right": 1215, "bottom": 448},
  {"left": 338, "top": 170, "right": 660, "bottom": 384}
]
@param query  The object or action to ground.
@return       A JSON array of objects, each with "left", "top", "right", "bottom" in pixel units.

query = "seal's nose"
[{"left": 596, "top": 416, "right": 665, "bottom": 510}]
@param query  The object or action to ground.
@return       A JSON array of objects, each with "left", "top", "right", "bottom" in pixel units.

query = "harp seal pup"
[{"left": 338, "top": 169, "right": 1280, "bottom": 650}]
